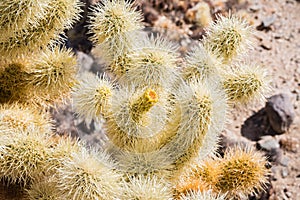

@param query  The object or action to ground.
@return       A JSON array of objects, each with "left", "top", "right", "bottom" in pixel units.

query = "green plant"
[{"left": 0, "top": 0, "right": 271, "bottom": 199}]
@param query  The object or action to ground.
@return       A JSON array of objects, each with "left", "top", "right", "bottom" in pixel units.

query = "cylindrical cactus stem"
[
  {"left": 0, "top": 0, "right": 49, "bottom": 41},
  {"left": 72, "top": 72, "right": 114, "bottom": 122},
  {"left": 161, "top": 81, "right": 227, "bottom": 173},
  {"left": 0, "top": 0, "right": 82, "bottom": 57},
  {"left": 88, "top": 0, "right": 144, "bottom": 57},
  {"left": 215, "top": 146, "right": 270, "bottom": 199},
  {"left": 0, "top": 61, "right": 31, "bottom": 104},
  {"left": 130, "top": 88, "right": 158, "bottom": 123},
  {"left": 28, "top": 47, "right": 78, "bottom": 107},
  {"left": 221, "top": 63, "right": 270, "bottom": 105},
  {"left": 203, "top": 14, "right": 253, "bottom": 63}
]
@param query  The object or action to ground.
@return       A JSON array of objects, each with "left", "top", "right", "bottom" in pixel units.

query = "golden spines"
[
  {"left": 105, "top": 87, "right": 170, "bottom": 153},
  {"left": 0, "top": 127, "right": 54, "bottom": 186},
  {"left": 215, "top": 146, "right": 269, "bottom": 199},
  {"left": 120, "top": 35, "right": 180, "bottom": 89},
  {"left": 55, "top": 148, "right": 123, "bottom": 200},
  {"left": 182, "top": 44, "right": 221, "bottom": 83},
  {"left": 177, "top": 146, "right": 269, "bottom": 199},
  {"left": 0, "top": 0, "right": 48, "bottom": 40},
  {"left": 0, "top": 103, "right": 52, "bottom": 135},
  {"left": 121, "top": 175, "right": 173, "bottom": 200}
]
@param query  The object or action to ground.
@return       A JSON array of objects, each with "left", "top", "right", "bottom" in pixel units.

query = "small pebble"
[
  {"left": 279, "top": 156, "right": 290, "bottom": 167},
  {"left": 281, "top": 168, "right": 289, "bottom": 178},
  {"left": 258, "top": 136, "right": 280, "bottom": 151}
]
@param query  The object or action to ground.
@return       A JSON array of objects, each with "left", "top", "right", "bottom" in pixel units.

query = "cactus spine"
[{"left": 0, "top": 0, "right": 270, "bottom": 199}]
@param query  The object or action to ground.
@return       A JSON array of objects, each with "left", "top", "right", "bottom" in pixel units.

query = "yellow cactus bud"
[
  {"left": 130, "top": 88, "right": 158, "bottom": 123},
  {"left": 105, "top": 87, "right": 169, "bottom": 153}
]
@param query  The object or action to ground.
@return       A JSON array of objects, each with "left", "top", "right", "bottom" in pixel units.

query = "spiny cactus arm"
[
  {"left": 222, "top": 63, "right": 271, "bottom": 105},
  {"left": 28, "top": 47, "right": 78, "bottom": 107},
  {"left": 0, "top": 0, "right": 82, "bottom": 57},
  {"left": 0, "top": 61, "right": 31, "bottom": 104},
  {"left": 0, "top": 103, "right": 53, "bottom": 134},
  {"left": 54, "top": 148, "right": 123, "bottom": 200},
  {"left": 26, "top": 176, "right": 62, "bottom": 200},
  {"left": 88, "top": 0, "right": 144, "bottom": 57},
  {"left": 72, "top": 72, "right": 114, "bottom": 122},
  {"left": 0, "top": 0, "right": 49, "bottom": 40},
  {"left": 0, "top": 127, "right": 54, "bottom": 186},
  {"left": 175, "top": 177, "right": 211, "bottom": 199},
  {"left": 161, "top": 81, "right": 227, "bottom": 172},
  {"left": 179, "top": 146, "right": 269, "bottom": 199},
  {"left": 179, "top": 190, "right": 226, "bottom": 200},
  {"left": 120, "top": 35, "right": 180, "bottom": 89},
  {"left": 215, "top": 146, "right": 270, "bottom": 199},
  {"left": 203, "top": 14, "right": 253, "bottom": 63},
  {"left": 121, "top": 175, "right": 173, "bottom": 200},
  {"left": 105, "top": 87, "right": 171, "bottom": 153},
  {"left": 182, "top": 43, "right": 222, "bottom": 83}
]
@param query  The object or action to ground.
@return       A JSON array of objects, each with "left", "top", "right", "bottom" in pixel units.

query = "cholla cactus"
[
  {"left": 0, "top": 0, "right": 271, "bottom": 199},
  {"left": 178, "top": 146, "right": 270, "bottom": 199}
]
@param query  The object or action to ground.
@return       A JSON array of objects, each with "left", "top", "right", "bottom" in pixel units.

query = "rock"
[
  {"left": 221, "top": 130, "right": 255, "bottom": 148},
  {"left": 241, "top": 108, "right": 270, "bottom": 141},
  {"left": 265, "top": 93, "right": 295, "bottom": 134},
  {"left": 262, "top": 14, "right": 277, "bottom": 27},
  {"left": 264, "top": 147, "right": 283, "bottom": 163},
  {"left": 258, "top": 135, "right": 280, "bottom": 151},
  {"left": 77, "top": 51, "right": 94, "bottom": 72},
  {"left": 249, "top": 4, "right": 262, "bottom": 12},
  {"left": 279, "top": 136, "right": 299, "bottom": 153},
  {"left": 279, "top": 156, "right": 290, "bottom": 167},
  {"left": 281, "top": 168, "right": 289, "bottom": 178},
  {"left": 256, "top": 14, "right": 276, "bottom": 31}
]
